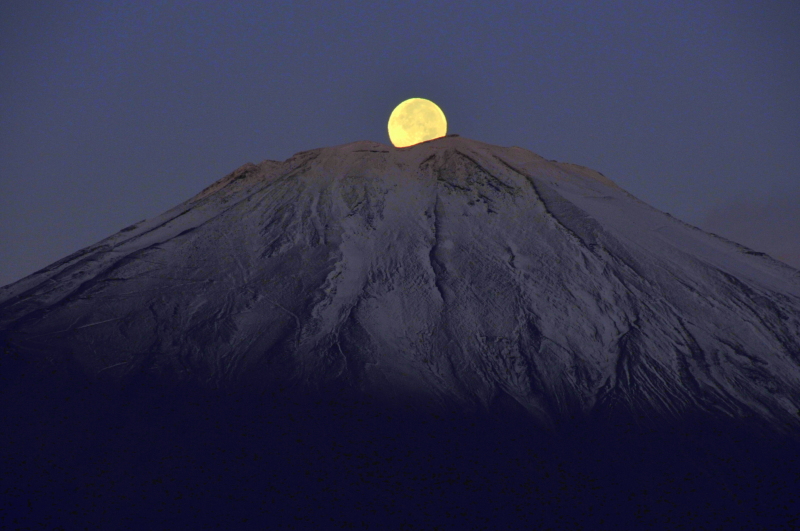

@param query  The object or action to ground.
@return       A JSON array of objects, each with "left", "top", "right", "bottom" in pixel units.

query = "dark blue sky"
[{"left": 2, "top": 0, "right": 798, "bottom": 286}]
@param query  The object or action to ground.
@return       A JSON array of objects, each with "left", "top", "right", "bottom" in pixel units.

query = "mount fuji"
[{"left": 2, "top": 136, "right": 799, "bottom": 528}]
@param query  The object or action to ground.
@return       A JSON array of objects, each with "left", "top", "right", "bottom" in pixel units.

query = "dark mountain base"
[{"left": 2, "top": 366, "right": 798, "bottom": 530}]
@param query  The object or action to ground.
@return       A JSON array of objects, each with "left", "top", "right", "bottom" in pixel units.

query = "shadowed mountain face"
[{"left": 2, "top": 137, "right": 800, "bottom": 527}]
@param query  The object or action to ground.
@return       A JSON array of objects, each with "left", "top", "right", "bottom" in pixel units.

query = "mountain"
[{"left": 2, "top": 136, "right": 799, "bottom": 528}]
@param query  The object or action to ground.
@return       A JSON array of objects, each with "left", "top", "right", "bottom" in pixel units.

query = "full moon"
[{"left": 387, "top": 98, "right": 447, "bottom": 148}]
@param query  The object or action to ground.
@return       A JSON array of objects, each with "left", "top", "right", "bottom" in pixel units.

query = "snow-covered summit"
[{"left": 2, "top": 135, "right": 799, "bottom": 434}]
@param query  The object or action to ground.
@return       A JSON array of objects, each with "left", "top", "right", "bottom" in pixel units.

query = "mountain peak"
[
  {"left": 4, "top": 138, "right": 800, "bottom": 526},
  {"left": 2, "top": 137, "right": 799, "bottom": 435}
]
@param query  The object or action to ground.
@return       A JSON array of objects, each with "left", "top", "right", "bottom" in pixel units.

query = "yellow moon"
[{"left": 387, "top": 98, "right": 447, "bottom": 148}]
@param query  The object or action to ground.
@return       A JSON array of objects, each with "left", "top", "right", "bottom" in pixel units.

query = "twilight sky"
[{"left": 2, "top": 0, "right": 799, "bottom": 286}]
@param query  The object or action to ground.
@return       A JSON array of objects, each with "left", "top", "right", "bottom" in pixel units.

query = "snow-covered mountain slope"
[{"left": 2, "top": 136, "right": 800, "bottom": 434}]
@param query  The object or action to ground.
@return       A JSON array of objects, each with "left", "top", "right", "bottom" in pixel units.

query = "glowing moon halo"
[{"left": 388, "top": 98, "right": 447, "bottom": 148}]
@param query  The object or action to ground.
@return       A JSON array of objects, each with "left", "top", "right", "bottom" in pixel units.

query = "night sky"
[{"left": 2, "top": 1, "right": 799, "bottom": 287}]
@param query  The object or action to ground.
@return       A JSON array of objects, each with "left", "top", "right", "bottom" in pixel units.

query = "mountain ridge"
[
  {"left": 3, "top": 136, "right": 800, "bottom": 527},
  {"left": 2, "top": 136, "right": 799, "bottom": 435}
]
